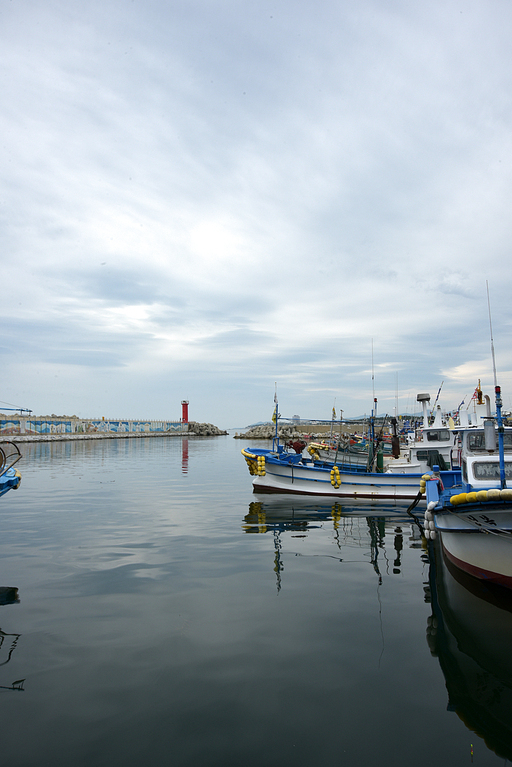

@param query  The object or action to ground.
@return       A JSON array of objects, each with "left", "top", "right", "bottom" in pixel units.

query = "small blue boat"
[{"left": 0, "top": 442, "right": 22, "bottom": 498}]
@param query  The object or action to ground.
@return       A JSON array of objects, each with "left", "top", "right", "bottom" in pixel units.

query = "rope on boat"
[
  {"left": 406, "top": 491, "right": 423, "bottom": 516},
  {"left": 0, "top": 442, "right": 22, "bottom": 478}
]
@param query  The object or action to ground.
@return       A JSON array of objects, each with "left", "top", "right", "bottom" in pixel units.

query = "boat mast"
[
  {"left": 272, "top": 383, "right": 279, "bottom": 451},
  {"left": 487, "top": 281, "right": 506, "bottom": 488},
  {"left": 370, "top": 339, "right": 376, "bottom": 444},
  {"left": 430, "top": 381, "right": 444, "bottom": 421}
]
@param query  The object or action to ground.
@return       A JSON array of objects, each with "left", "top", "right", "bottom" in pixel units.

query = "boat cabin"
[
  {"left": 456, "top": 426, "right": 512, "bottom": 490},
  {"left": 391, "top": 397, "right": 458, "bottom": 473},
  {"left": 410, "top": 427, "right": 454, "bottom": 470}
]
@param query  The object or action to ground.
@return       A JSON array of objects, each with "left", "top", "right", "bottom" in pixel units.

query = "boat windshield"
[
  {"left": 425, "top": 429, "right": 451, "bottom": 443},
  {"left": 466, "top": 431, "right": 512, "bottom": 452},
  {"left": 472, "top": 461, "right": 512, "bottom": 480}
]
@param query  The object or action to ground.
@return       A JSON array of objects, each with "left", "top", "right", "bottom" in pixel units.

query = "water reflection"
[
  {"left": 243, "top": 497, "right": 424, "bottom": 591},
  {"left": 181, "top": 438, "right": 189, "bottom": 474},
  {"left": 3, "top": 435, "right": 489, "bottom": 766},
  {"left": 0, "top": 586, "right": 24, "bottom": 692},
  {"left": 427, "top": 541, "right": 512, "bottom": 760},
  {"left": 0, "top": 587, "right": 19, "bottom": 606}
]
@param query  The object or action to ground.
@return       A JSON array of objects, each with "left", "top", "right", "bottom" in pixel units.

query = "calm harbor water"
[{"left": 1, "top": 434, "right": 511, "bottom": 766}]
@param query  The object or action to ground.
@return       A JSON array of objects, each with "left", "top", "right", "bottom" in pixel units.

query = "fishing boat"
[
  {"left": 241, "top": 395, "right": 463, "bottom": 501},
  {"left": 385, "top": 394, "right": 457, "bottom": 474},
  {"left": 423, "top": 383, "right": 512, "bottom": 588},
  {"left": 242, "top": 445, "right": 424, "bottom": 500},
  {"left": 0, "top": 442, "right": 22, "bottom": 498},
  {"left": 304, "top": 390, "right": 472, "bottom": 475}
]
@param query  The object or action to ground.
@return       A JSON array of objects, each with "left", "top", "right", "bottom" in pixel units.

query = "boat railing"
[{"left": 0, "top": 442, "right": 22, "bottom": 478}]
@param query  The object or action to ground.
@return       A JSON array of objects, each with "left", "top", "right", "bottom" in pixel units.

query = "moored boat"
[
  {"left": 423, "top": 384, "right": 512, "bottom": 588},
  {"left": 241, "top": 394, "right": 464, "bottom": 501},
  {"left": 306, "top": 390, "right": 479, "bottom": 476},
  {"left": 242, "top": 444, "right": 432, "bottom": 500},
  {"left": 0, "top": 442, "right": 22, "bottom": 498}
]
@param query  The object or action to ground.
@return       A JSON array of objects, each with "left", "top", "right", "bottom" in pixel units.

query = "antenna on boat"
[
  {"left": 370, "top": 339, "right": 377, "bottom": 446},
  {"left": 486, "top": 281, "right": 506, "bottom": 488},
  {"left": 272, "top": 382, "right": 279, "bottom": 451},
  {"left": 430, "top": 381, "right": 444, "bottom": 420},
  {"left": 371, "top": 338, "right": 375, "bottom": 403},
  {"left": 487, "top": 281, "right": 498, "bottom": 390}
]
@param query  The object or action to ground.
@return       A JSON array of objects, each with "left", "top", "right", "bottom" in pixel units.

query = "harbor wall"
[{"left": 0, "top": 417, "right": 186, "bottom": 437}]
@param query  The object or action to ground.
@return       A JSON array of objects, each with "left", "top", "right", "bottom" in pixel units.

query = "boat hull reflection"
[
  {"left": 247, "top": 494, "right": 421, "bottom": 520},
  {"left": 427, "top": 540, "right": 512, "bottom": 760},
  {"left": 243, "top": 496, "right": 424, "bottom": 590}
]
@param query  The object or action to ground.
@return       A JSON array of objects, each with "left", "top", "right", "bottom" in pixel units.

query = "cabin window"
[
  {"left": 472, "top": 461, "right": 512, "bottom": 480},
  {"left": 426, "top": 429, "right": 451, "bottom": 443},
  {"left": 462, "top": 460, "right": 467, "bottom": 483},
  {"left": 467, "top": 432, "right": 485, "bottom": 451},
  {"left": 467, "top": 431, "right": 512, "bottom": 452}
]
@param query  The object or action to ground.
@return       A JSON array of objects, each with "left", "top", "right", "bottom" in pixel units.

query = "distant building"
[{"left": 292, "top": 414, "right": 300, "bottom": 423}]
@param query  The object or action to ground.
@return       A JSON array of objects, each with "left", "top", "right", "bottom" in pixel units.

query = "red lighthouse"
[{"left": 181, "top": 400, "right": 189, "bottom": 424}]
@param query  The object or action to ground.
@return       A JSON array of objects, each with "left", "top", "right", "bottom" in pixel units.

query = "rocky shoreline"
[
  {"left": 187, "top": 421, "right": 228, "bottom": 436},
  {"left": 233, "top": 422, "right": 355, "bottom": 441}
]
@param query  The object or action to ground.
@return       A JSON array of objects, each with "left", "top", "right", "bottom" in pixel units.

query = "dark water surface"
[{"left": 1, "top": 434, "right": 511, "bottom": 766}]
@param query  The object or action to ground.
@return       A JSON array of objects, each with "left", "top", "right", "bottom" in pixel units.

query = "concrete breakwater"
[{"left": 1, "top": 415, "right": 227, "bottom": 442}]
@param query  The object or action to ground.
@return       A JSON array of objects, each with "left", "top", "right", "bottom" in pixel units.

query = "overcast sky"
[{"left": 2, "top": 0, "right": 512, "bottom": 427}]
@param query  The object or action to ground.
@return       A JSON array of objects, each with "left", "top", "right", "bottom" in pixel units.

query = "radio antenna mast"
[{"left": 487, "top": 281, "right": 498, "bottom": 388}]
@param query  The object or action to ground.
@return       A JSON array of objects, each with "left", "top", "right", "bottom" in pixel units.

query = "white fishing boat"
[
  {"left": 242, "top": 446, "right": 427, "bottom": 500},
  {"left": 385, "top": 393, "right": 458, "bottom": 474},
  {"left": 308, "top": 390, "right": 470, "bottom": 476},
  {"left": 423, "top": 383, "right": 512, "bottom": 588},
  {"left": 241, "top": 395, "right": 463, "bottom": 501}
]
